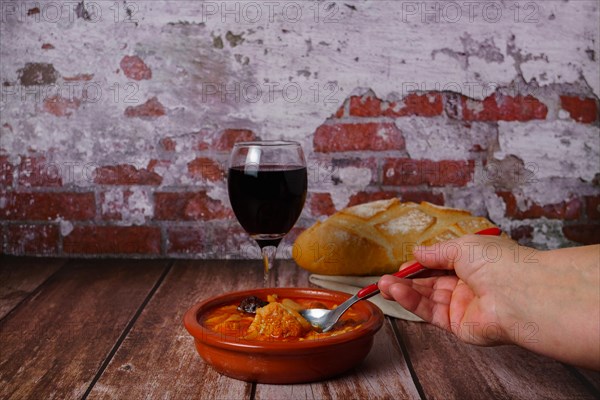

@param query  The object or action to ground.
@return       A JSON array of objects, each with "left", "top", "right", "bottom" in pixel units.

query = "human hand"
[
  {"left": 379, "top": 235, "right": 526, "bottom": 346},
  {"left": 378, "top": 236, "right": 600, "bottom": 370}
]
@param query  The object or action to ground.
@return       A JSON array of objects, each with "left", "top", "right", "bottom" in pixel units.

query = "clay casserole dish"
[{"left": 183, "top": 287, "right": 384, "bottom": 384}]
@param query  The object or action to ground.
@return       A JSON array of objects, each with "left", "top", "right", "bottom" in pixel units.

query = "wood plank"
[
  {"left": 255, "top": 320, "right": 421, "bottom": 400},
  {"left": 86, "top": 259, "right": 261, "bottom": 400},
  {"left": 395, "top": 319, "right": 598, "bottom": 400},
  {"left": 0, "top": 259, "right": 168, "bottom": 400},
  {"left": 254, "top": 261, "right": 420, "bottom": 400},
  {"left": 574, "top": 367, "right": 600, "bottom": 394},
  {"left": 0, "top": 256, "right": 67, "bottom": 320}
]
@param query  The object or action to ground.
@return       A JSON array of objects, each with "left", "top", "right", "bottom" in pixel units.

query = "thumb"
[{"left": 412, "top": 241, "right": 463, "bottom": 271}]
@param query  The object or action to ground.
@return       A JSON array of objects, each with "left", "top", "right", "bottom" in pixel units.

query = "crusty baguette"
[{"left": 293, "top": 199, "right": 499, "bottom": 276}]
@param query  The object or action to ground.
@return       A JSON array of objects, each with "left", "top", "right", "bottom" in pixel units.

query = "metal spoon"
[
  {"left": 299, "top": 227, "right": 502, "bottom": 332},
  {"left": 299, "top": 261, "right": 425, "bottom": 332}
]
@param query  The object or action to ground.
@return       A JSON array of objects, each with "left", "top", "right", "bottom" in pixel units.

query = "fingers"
[
  {"left": 378, "top": 275, "right": 457, "bottom": 324},
  {"left": 382, "top": 278, "right": 435, "bottom": 322}
]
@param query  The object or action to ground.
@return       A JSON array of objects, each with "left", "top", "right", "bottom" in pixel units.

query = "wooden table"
[{"left": 1, "top": 256, "right": 598, "bottom": 400}]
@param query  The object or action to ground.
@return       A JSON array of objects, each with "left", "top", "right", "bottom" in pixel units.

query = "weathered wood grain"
[
  {"left": 0, "top": 256, "right": 66, "bottom": 320},
  {"left": 254, "top": 261, "right": 420, "bottom": 400},
  {"left": 395, "top": 319, "right": 598, "bottom": 400},
  {"left": 254, "top": 321, "right": 421, "bottom": 400},
  {"left": 574, "top": 367, "right": 600, "bottom": 394},
  {"left": 2, "top": 257, "right": 595, "bottom": 400},
  {"left": 0, "top": 259, "right": 168, "bottom": 400},
  {"left": 86, "top": 259, "right": 262, "bottom": 400}
]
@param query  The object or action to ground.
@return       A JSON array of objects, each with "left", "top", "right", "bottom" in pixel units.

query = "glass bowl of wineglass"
[{"left": 227, "top": 141, "right": 307, "bottom": 286}]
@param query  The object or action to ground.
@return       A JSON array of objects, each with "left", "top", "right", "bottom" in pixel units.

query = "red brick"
[
  {"left": 314, "top": 123, "right": 404, "bottom": 153},
  {"left": 510, "top": 225, "right": 534, "bottom": 242},
  {"left": 43, "top": 95, "right": 81, "bottom": 117},
  {"left": 214, "top": 129, "right": 257, "bottom": 151},
  {"left": 399, "top": 191, "right": 444, "bottom": 205},
  {"left": 0, "top": 192, "right": 95, "bottom": 220},
  {"left": 496, "top": 191, "right": 515, "bottom": 217},
  {"left": 154, "top": 192, "right": 232, "bottom": 221},
  {"left": 120, "top": 55, "right": 152, "bottom": 81},
  {"left": 562, "top": 224, "right": 600, "bottom": 245},
  {"left": 347, "top": 191, "right": 396, "bottom": 206},
  {"left": 5, "top": 224, "right": 59, "bottom": 255},
  {"left": 497, "top": 192, "right": 581, "bottom": 220},
  {"left": 585, "top": 196, "right": 600, "bottom": 219},
  {"left": 41, "top": 43, "right": 55, "bottom": 50},
  {"left": 18, "top": 155, "right": 62, "bottom": 187},
  {"left": 147, "top": 159, "right": 170, "bottom": 174},
  {"left": 63, "top": 226, "right": 161, "bottom": 254},
  {"left": 166, "top": 226, "right": 204, "bottom": 254},
  {"left": 349, "top": 95, "right": 382, "bottom": 117},
  {"left": 309, "top": 193, "right": 336, "bottom": 216},
  {"left": 347, "top": 190, "right": 444, "bottom": 207},
  {"left": 397, "top": 93, "right": 444, "bottom": 117},
  {"left": 383, "top": 159, "right": 474, "bottom": 187},
  {"left": 124, "top": 97, "right": 166, "bottom": 118},
  {"left": 187, "top": 157, "right": 224, "bottom": 182},
  {"left": 160, "top": 137, "right": 176, "bottom": 152},
  {"left": 462, "top": 94, "right": 547, "bottom": 121},
  {"left": 554, "top": 197, "right": 582, "bottom": 220},
  {"left": 63, "top": 73, "right": 94, "bottom": 82},
  {"left": 350, "top": 93, "right": 443, "bottom": 118},
  {"left": 0, "top": 156, "right": 14, "bottom": 186},
  {"left": 560, "top": 96, "right": 598, "bottom": 124},
  {"left": 398, "top": 191, "right": 444, "bottom": 206},
  {"left": 94, "top": 164, "right": 162, "bottom": 185}
]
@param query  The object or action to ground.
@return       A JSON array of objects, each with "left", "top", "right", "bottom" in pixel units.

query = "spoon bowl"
[{"left": 299, "top": 261, "right": 425, "bottom": 332}]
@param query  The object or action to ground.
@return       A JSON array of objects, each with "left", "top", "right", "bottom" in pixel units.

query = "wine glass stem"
[{"left": 261, "top": 245, "right": 277, "bottom": 287}]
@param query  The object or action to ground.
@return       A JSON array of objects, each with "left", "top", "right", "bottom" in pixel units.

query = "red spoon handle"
[{"left": 355, "top": 226, "right": 502, "bottom": 299}]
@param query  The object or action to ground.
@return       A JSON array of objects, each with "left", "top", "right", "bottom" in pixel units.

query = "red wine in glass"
[{"left": 228, "top": 141, "right": 307, "bottom": 286}]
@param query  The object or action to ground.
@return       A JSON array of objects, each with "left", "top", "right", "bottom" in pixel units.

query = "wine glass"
[{"left": 227, "top": 141, "right": 308, "bottom": 286}]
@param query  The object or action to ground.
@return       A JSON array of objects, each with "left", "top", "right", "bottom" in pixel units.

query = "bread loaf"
[{"left": 293, "top": 199, "right": 498, "bottom": 276}]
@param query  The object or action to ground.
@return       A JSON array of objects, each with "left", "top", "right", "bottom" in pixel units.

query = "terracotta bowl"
[{"left": 183, "top": 287, "right": 384, "bottom": 384}]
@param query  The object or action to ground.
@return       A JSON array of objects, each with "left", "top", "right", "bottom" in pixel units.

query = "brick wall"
[{"left": 1, "top": 1, "right": 599, "bottom": 258}]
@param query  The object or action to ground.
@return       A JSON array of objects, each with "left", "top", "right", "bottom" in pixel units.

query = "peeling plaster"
[
  {"left": 531, "top": 220, "right": 572, "bottom": 249},
  {"left": 483, "top": 189, "right": 508, "bottom": 227},
  {"left": 58, "top": 219, "right": 74, "bottom": 236},
  {"left": 495, "top": 121, "right": 600, "bottom": 182},
  {"left": 519, "top": 178, "right": 599, "bottom": 206},
  {"left": 0, "top": 1, "right": 598, "bottom": 254},
  {"left": 1, "top": 1, "right": 598, "bottom": 167},
  {"left": 207, "top": 185, "right": 229, "bottom": 205},
  {"left": 322, "top": 166, "right": 374, "bottom": 211},
  {"left": 398, "top": 117, "right": 496, "bottom": 161}
]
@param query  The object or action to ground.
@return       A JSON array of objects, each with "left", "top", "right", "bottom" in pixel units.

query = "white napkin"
[{"left": 308, "top": 274, "right": 423, "bottom": 322}]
